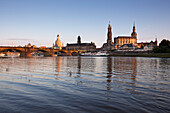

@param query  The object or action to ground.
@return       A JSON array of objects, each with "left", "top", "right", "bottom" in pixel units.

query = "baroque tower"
[
  {"left": 131, "top": 22, "right": 137, "bottom": 38},
  {"left": 55, "top": 35, "right": 62, "bottom": 49},
  {"left": 131, "top": 22, "right": 137, "bottom": 44},
  {"left": 107, "top": 21, "right": 112, "bottom": 45}
]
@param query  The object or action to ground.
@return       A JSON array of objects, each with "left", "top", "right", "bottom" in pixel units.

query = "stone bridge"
[{"left": 0, "top": 46, "right": 78, "bottom": 57}]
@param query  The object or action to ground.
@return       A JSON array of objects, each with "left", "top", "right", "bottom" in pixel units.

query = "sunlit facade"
[{"left": 114, "top": 24, "right": 137, "bottom": 49}]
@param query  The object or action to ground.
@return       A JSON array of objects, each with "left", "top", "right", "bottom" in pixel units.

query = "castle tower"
[
  {"left": 107, "top": 21, "right": 112, "bottom": 45},
  {"left": 77, "top": 36, "right": 81, "bottom": 45},
  {"left": 55, "top": 35, "right": 62, "bottom": 49}
]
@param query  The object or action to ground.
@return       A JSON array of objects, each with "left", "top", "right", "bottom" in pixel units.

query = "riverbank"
[
  {"left": 1, "top": 53, "right": 170, "bottom": 58},
  {"left": 109, "top": 53, "right": 170, "bottom": 58}
]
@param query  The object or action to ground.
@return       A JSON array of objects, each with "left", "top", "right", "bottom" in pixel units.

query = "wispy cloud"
[{"left": 7, "top": 38, "right": 32, "bottom": 41}]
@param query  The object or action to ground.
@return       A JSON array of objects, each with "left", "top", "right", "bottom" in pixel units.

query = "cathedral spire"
[
  {"left": 133, "top": 21, "right": 136, "bottom": 32},
  {"left": 108, "top": 21, "right": 111, "bottom": 29},
  {"left": 131, "top": 22, "right": 137, "bottom": 38},
  {"left": 107, "top": 22, "right": 112, "bottom": 45}
]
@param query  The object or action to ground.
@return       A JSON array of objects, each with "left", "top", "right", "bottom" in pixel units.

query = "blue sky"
[{"left": 0, "top": 0, "right": 170, "bottom": 47}]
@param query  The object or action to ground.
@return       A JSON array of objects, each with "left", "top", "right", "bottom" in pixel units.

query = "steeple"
[
  {"left": 107, "top": 21, "right": 112, "bottom": 45},
  {"left": 133, "top": 21, "right": 136, "bottom": 32},
  {"left": 131, "top": 22, "right": 137, "bottom": 38},
  {"left": 108, "top": 21, "right": 112, "bottom": 30}
]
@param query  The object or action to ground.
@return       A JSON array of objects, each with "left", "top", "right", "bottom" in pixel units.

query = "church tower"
[
  {"left": 131, "top": 22, "right": 137, "bottom": 45},
  {"left": 131, "top": 22, "right": 137, "bottom": 38},
  {"left": 107, "top": 21, "right": 112, "bottom": 45},
  {"left": 55, "top": 35, "right": 62, "bottom": 49},
  {"left": 77, "top": 36, "right": 81, "bottom": 45}
]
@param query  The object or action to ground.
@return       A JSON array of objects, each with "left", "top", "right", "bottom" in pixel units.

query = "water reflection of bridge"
[{"left": 0, "top": 46, "right": 78, "bottom": 57}]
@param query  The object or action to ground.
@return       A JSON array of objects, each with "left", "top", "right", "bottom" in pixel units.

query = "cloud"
[{"left": 7, "top": 38, "right": 32, "bottom": 41}]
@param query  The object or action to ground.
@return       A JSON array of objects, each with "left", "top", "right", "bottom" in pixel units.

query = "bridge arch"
[
  {"left": 32, "top": 49, "right": 51, "bottom": 57},
  {"left": 71, "top": 52, "right": 78, "bottom": 56},
  {"left": 58, "top": 51, "right": 67, "bottom": 56}
]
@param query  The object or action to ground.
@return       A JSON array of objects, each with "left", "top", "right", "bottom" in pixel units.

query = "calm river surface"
[{"left": 0, "top": 56, "right": 170, "bottom": 113}]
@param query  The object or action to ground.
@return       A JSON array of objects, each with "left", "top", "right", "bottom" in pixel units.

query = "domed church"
[{"left": 54, "top": 35, "right": 62, "bottom": 49}]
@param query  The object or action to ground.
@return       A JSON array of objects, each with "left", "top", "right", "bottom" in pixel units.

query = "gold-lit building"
[
  {"left": 101, "top": 22, "right": 157, "bottom": 51},
  {"left": 137, "top": 39, "right": 157, "bottom": 48},
  {"left": 53, "top": 35, "right": 62, "bottom": 49},
  {"left": 114, "top": 23, "right": 137, "bottom": 49},
  {"left": 101, "top": 22, "right": 137, "bottom": 50}
]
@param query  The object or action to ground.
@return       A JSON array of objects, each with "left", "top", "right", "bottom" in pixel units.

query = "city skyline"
[{"left": 0, "top": 0, "right": 170, "bottom": 47}]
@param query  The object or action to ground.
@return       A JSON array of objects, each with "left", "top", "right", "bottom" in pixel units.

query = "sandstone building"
[
  {"left": 114, "top": 23, "right": 137, "bottom": 49},
  {"left": 137, "top": 39, "right": 157, "bottom": 48},
  {"left": 101, "top": 22, "right": 157, "bottom": 51},
  {"left": 53, "top": 35, "right": 62, "bottom": 49},
  {"left": 101, "top": 22, "right": 137, "bottom": 51},
  {"left": 66, "top": 36, "right": 96, "bottom": 52}
]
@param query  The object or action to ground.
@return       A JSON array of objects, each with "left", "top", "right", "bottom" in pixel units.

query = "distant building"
[
  {"left": 114, "top": 23, "right": 137, "bottom": 49},
  {"left": 66, "top": 36, "right": 96, "bottom": 52},
  {"left": 101, "top": 22, "right": 138, "bottom": 51},
  {"left": 137, "top": 38, "right": 157, "bottom": 48},
  {"left": 144, "top": 45, "right": 154, "bottom": 51},
  {"left": 53, "top": 35, "right": 62, "bottom": 49},
  {"left": 101, "top": 22, "right": 157, "bottom": 51},
  {"left": 101, "top": 22, "right": 114, "bottom": 51},
  {"left": 27, "top": 43, "right": 32, "bottom": 47},
  {"left": 118, "top": 44, "right": 136, "bottom": 51}
]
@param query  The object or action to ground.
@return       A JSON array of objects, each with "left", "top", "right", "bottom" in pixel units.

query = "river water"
[{"left": 0, "top": 56, "right": 169, "bottom": 113}]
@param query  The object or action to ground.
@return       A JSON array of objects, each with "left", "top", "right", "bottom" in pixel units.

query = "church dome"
[{"left": 55, "top": 35, "right": 61, "bottom": 48}]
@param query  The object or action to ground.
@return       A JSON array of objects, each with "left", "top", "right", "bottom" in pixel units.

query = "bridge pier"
[
  {"left": 20, "top": 47, "right": 32, "bottom": 58},
  {"left": 66, "top": 51, "right": 72, "bottom": 56},
  {"left": 20, "top": 52, "right": 32, "bottom": 57},
  {"left": 44, "top": 52, "right": 54, "bottom": 57}
]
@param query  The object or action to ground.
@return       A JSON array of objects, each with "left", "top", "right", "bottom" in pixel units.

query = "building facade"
[
  {"left": 114, "top": 23, "right": 137, "bottom": 49},
  {"left": 137, "top": 38, "right": 157, "bottom": 48},
  {"left": 66, "top": 36, "right": 96, "bottom": 52},
  {"left": 101, "top": 22, "right": 158, "bottom": 51}
]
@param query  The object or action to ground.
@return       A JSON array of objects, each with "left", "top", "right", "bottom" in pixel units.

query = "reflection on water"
[{"left": 0, "top": 57, "right": 170, "bottom": 113}]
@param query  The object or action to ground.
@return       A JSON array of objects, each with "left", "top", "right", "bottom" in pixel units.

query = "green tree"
[
  {"left": 159, "top": 39, "right": 170, "bottom": 47},
  {"left": 153, "top": 39, "right": 170, "bottom": 53}
]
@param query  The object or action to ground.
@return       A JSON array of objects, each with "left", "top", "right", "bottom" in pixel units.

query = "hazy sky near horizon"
[{"left": 0, "top": 0, "right": 170, "bottom": 47}]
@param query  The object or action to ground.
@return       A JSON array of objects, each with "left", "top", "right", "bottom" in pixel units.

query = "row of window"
[{"left": 117, "top": 39, "right": 136, "bottom": 44}]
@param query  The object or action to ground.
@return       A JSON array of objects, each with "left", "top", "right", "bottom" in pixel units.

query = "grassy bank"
[{"left": 110, "top": 53, "right": 170, "bottom": 58}]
